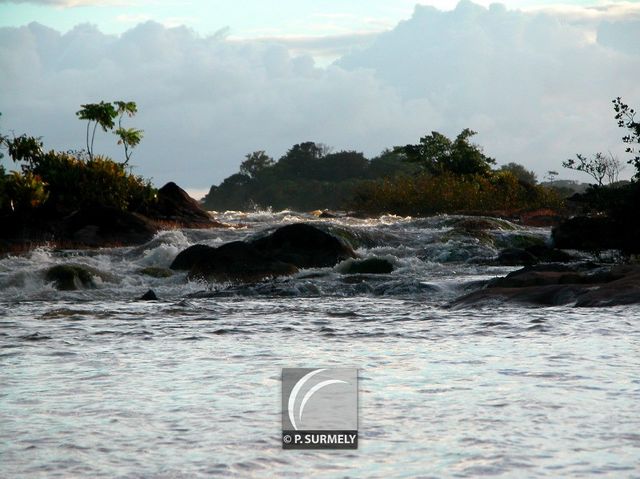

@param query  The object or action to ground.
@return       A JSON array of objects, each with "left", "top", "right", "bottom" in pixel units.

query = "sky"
[{"left": 1, "top": 0, "right": 639, "bottom": 197}]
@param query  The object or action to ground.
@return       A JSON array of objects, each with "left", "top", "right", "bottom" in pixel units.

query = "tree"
[
  {"left": 113, "top": 101, "right": 143, "bottom": 165},
  {"left": 544, "top": 170, "right": 559, "bottom": 182},
  {"left": 499, "top": 162, "right": 537, "bottom": 185},
  {"left": 275, "top": 142, "right": 326, "bottom": 179},
  {"left": 76, "top": 101, "right": 118, "bottom": 160},
  {"left": 613, "top": 97, "right": 640, "bottom": 178},
  {"left": 398, "top": 128, "right": 496, "bottom": 176},
  {"left": 239, "top": 151, "right": 274, "bottom": 179},
  {"left": 562, "top": 152, "right": 621, "bottom": 186}
]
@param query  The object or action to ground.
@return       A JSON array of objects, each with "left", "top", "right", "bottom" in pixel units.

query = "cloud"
[
  {"left": 1, "top": 1, "right": 639, "bottom": 193},
  {"left": 0, "top": 0, "right": 131, "bottom": 5}
]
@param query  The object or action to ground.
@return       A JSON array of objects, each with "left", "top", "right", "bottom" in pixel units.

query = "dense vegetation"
[
  {"left": 204, "top": 129, "right": 561, "bottom": 215},
  {"left": 202, "top": 144, "right": 420, "bottom": 211},
  {"left": 0, "top": 101, "right": 155, "bottom": 216}
]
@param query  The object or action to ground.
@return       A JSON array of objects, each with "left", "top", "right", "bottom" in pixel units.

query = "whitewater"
[{"left": 1, "top": 211, "right": 639, "bottom": 478}]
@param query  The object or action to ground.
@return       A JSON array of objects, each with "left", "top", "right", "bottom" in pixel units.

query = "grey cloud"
[{"left": 1, "top": 2, "right": 640, "bottom": 192}]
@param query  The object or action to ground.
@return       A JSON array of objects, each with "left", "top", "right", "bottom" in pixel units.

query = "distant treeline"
[
  {"left": 202, "top": 143, "right": 421, "bottom": 211},
  {"left": 202, "top": 130, "right": 571, "bottom": 214}
]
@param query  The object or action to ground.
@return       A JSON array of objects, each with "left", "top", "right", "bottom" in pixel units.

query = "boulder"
[
  {"left": 44, "top": 264, "right": 111, "bottom": 290},
  {"left": 186, "top": 241, "right": 298, "bottom": 283},
  {"left": 170, "top": 244, "right": 216, "bottom": 270},
  {"left": 171, "top": 223, "right": 356, "bottom": 283},
  {"left": 149, "top": 182, "right": 224, "bottom": 228},
  {"left": 250, "top": 223, "right": 357, "bottom": 269}
]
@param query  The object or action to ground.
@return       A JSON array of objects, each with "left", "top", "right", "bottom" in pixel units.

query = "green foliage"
[
  {"left": 239, "top": 151, "right": 274, "bottom": 178},
  {"left": 398, "top": 128, "right": 496, "bottom": 176},
  {"left": 76, "top": 101, "right": 118, "bottom": 160},
  {"left": 113, "top": 101, "right": 143, "bottom": 165},
  {"left": 76, "top": 100, "right": 143, "bottom": 163},
  {"left": 2, "top": 171, "right": 49, "bottom": 212},
  {"left": 350, "top": 171, "right": 562, "bottom": 216},
  {"left": 562, "top": 152, "right": 622, "bottom": 186},
  {"left": 613, "top": 97, "right": 640, "bottom": 178},
  {"left": 499, "top": 162, "right": 537, "bottom": 185},
  {"left": 0, "top": 134, "right": 155, "bottom": 214}
]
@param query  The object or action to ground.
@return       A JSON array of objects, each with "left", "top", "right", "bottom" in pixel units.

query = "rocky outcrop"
[
  {"left": 171, "top": 223, "right": 357, "bottom": 283},
  {"left": 452, "top": 263, "right": 640, "bottom": 307},
  {"left": 0, "top": 182, "right": 225, "bottom": 254},
  {"left": 63, "top": 206, "right": 157, "bottom": 247},
  {"left": 147, "top": 182, "right": 225, "bottom": 228}
]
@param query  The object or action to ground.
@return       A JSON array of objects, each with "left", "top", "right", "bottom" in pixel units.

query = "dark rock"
[
  {"left": 170, "top": 244, "right": 216, "bottom": 270},
  {"left": 341, "top": 257, "right": 394, "bottom": 274},
  {"left": 63, "top": 206, "right": 156, "bottom": 247},
  {"left": 497, "top": 248, "right": 538, "bottom": 266},
  {"left": 250, "top": 223, "right": 357, "bottom": 269},
  {"left": 451, "top": 263, "right": 640, "bottom": 307},
  {"left": 149, "top": 182, "right": 224, "bottom": 228},
  {"left": 496, "top": 245, "right": 578, "bottom": 266},
  {"left": 139, "top": 289, "right": 158, "bottom": 300},
  {"left": 187, "top": 241, "right": 298, "bottom": 283},
  {"left": 138, "top": 267, "right": 173, "bottom": 278},
  {"left": 319, "top": 210, "right": 336, "bottom": 218},
  {"left": 171, "top": 223, "right": 355, "bottom": 283},
  {"left": 552, "top": 216, "right": 640, "bottom": 254},
  {"left": 44, "top": 264, "right": 110, "bottom": 290}
]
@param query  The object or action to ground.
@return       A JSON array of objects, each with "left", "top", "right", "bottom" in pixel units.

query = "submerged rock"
[
  {"left": 452, "top": 263, "right": 640, "bottom": 307},
  {"left": 340, "top": 257, "right": 394, "bottom": 275},
  {"left": 139, "top": 289, "right": 158, "bottom": 300},
  {"left": 138, "top": 267, "right": 173, "bottom": 278},
  {"left": 496, "top": 245, "right": 577, "bottom": 266},
  {"left": 44, "top": 264, "right": 111, "bottom": 290}
]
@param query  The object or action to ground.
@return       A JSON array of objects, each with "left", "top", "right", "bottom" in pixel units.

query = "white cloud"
[{"left": 1, "top": 1, "right": 639, "bottom": 192}]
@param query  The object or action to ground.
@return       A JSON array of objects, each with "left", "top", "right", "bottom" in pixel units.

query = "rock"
[
  {"left": 250, "top": 223, "right": 357, "bottom": 269},
  {"left": 170, "top": 244, "right": 216, "bottom": 270},
  {"left": 44, "top": 264, "right": 110, "bottom": 290},
  {"left": 187, "top": 241, "right": 299, "bottom": 283},
  {"left": 139, "top": 289, "right": 158, "bottom": 300},
  {"left": 171, "top": 223, "right": 356, "bottom": 283},
  {"left": 149, "top": 182, "right": 224, "bottom": 228},
  {"left": 451, "top": 263, "right": 640, "bottom": 307},
  {"left": 341, "top": 257, "right": 394, "bottom": 274},
  {"left": 496, "top": 245, "right": 578, "bottom": 266},
  {"left": 552, "top": 216, "right": 640, "bottom": 254},
  {"left": 63, "top": 206, "right": 157, "bottom": 247},
  {"left": 138, "top": 267, "right": 173, "bottom": 278},
  {"left": 496, "top": 248, "right": 538, "bottom": 266}
]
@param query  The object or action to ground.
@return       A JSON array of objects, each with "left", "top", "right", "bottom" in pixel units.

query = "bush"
[
  {"left": 1, "top": 135, "right": 156, "bottom": 214},
  {"left": 350, "top": 171, "right": 562, "bottom": 216}
]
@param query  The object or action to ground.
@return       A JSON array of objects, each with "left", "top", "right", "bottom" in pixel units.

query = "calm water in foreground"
[{"left": 1, "top": 212, "right": 639, "bottom": 478}]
